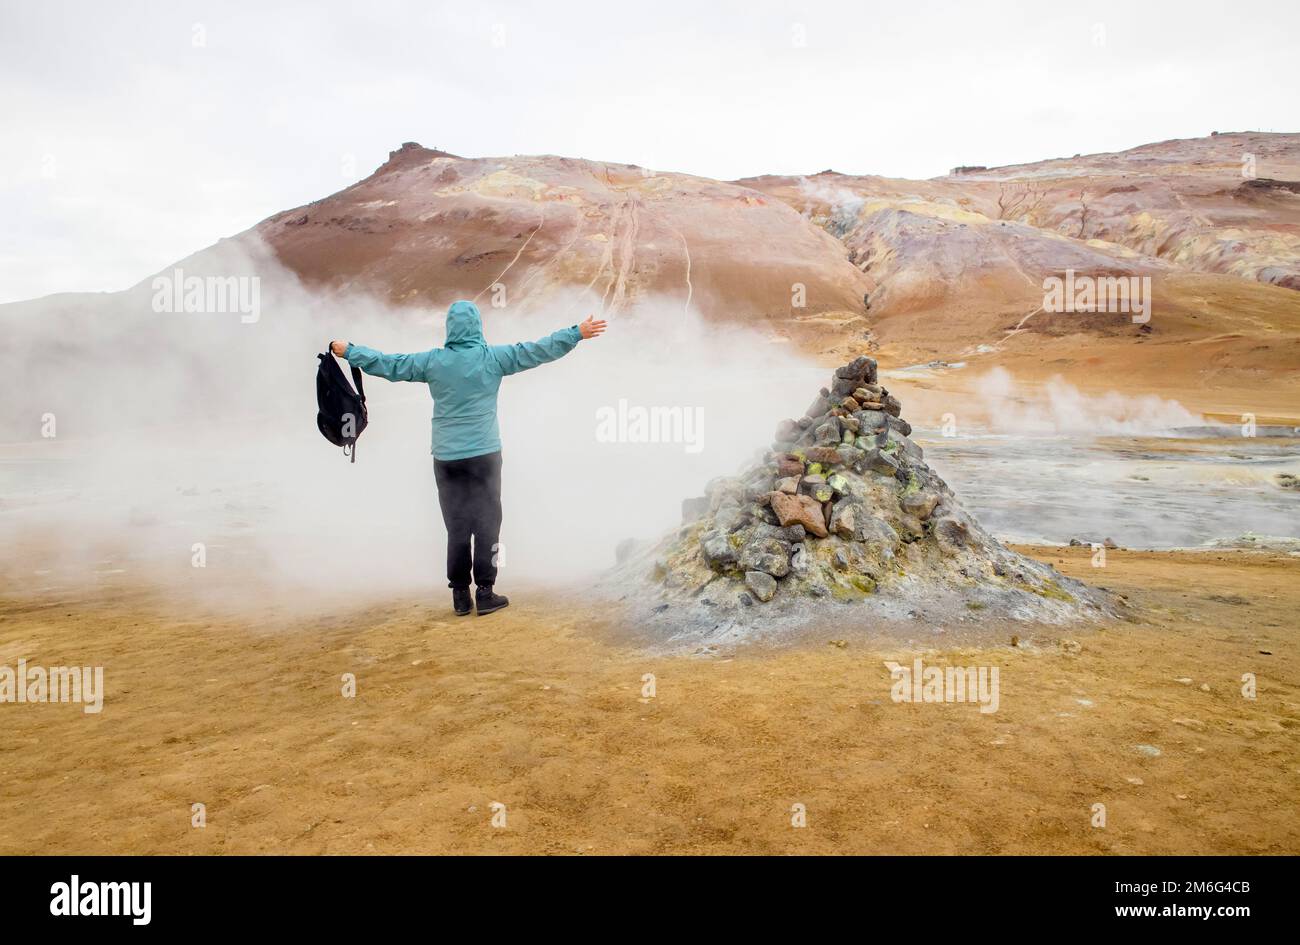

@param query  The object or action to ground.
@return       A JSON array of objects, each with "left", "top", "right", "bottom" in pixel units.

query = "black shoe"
[
  {"left": 451, "top": 587, "right": 472, "bottom": 616},
  {"left": 475, "top": 585, "right": 509, "bottom": 616}
]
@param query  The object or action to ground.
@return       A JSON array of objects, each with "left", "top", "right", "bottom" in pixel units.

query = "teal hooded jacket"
[{"left": 344, "top": 300, "right": 583, "bottom": 461}]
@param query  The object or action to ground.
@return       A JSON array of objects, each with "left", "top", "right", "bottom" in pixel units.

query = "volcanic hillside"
[
  {"left": 5, "top": 133, "right": 1298, "bottom": 417},
  {"left": 247, "top": 133, "right": 1300, "bottom": 408},
  {"left": 738, "top": 133, "right": 1300, "bottom": 408},
  {"left": 250, "top": 142, "right": 874, "bottom": 336}
]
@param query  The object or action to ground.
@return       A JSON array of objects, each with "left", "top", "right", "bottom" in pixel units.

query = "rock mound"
[{"left": 612, "top": 355, "right": 1112, "bottom": 641}]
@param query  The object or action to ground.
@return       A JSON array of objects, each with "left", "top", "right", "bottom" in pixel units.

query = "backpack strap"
[
  {"left": 326, "top": 341, "right": 366, "bottom": 403},
  {"left": 324, "top": 343, "right": 364, "bottom": 463}
]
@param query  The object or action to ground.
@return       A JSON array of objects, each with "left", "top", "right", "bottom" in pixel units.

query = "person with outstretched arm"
[{"left": 330, "top": 299, "right": 606, "bottom": 616}]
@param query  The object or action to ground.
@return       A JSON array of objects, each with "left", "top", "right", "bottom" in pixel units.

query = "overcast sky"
[{"left": 2, "top": 0, "right": 1296, "bottom": 303}]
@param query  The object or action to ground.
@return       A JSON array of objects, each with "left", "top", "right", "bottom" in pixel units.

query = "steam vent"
[{"left": 614, "top": 355, "right": 1113, "bottom": 641}]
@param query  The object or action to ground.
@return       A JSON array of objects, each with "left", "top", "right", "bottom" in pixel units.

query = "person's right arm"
[{"left": 330, "top": 341, "right": 432, "bottom": 382}]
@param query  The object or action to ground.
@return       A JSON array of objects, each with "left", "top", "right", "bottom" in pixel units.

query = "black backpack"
[{"left": 316, "top": 346, "right": 368, "bottom": 462}]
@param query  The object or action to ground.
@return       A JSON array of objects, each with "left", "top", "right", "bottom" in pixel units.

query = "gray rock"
[
  {"left": 738, "top": 537, "right": 792, "bottom": 577},
  {"left": 744, "top": 570, "right": 778, "bottom": 602},
  {"left": 773, "top": 418, "right": 801, "bottom": 442},
  {"left": 806, "top": 479, "right": 834, "bottom": 503},
  {"left": 830, "top": 376, "right": 858, "bottom": 398},
  {"left": 856, "top": 410, "right": 889, "bottom": 432},
  {"left": 804, "top": 393, "right": 830, "bottom": 418},
  {"left": 933, "top": 517, "right": 970, "bottom": 555},
  {"left": 887, "top": 415, "right": 913, "bottom": 437},
  {"left": 714, "top": 501, "right": 747, "bottom": 533},
  {"left": 829, "top": 498, "right": 863, "bottom": 540},
  {"left": 835, "top": 356, "right": 876, "bottom": 382},
  {"left": 705, "top": 476, "right": 744, "bottom": 511},
  {"left": 883, "top": 432, "right": 923, "bottom": 463},
  {"left": 828, "top": 499, "right": 898, "bottom": 549},
  {"left": 858, "top": 515, "right": 901, "bottom": 550},
  {"left": 699, "top": 530, "right": 738, "bottom": 571},
  {"left": 836, "top": 444, "right": 865, "bottom": 467},
  {"left": 862, "top": 448, "right": 901, "bottom": 477},
  {"left": 750, "top": 522, "right": 805, "bottom": 543},
  {"left": 901, "top": 491, "right": 940, "bottom": 520}
]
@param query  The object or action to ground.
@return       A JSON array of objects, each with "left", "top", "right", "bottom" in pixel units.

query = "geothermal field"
[
  {"left": 4, "top": 0, "right": 1300, "bottom": 876},
  {"left": 2, "top": 127, "right": 1297, "bottom": 860}
]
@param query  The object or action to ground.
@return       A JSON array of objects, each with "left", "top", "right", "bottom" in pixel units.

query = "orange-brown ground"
[
  {"left": 812, "top": 270, "right": 1300, "bottom": 425},
  {"left": 1, "top": 546, "right": 1295, "bottom": 855}
]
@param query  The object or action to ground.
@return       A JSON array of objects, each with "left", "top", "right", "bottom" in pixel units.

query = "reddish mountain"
[{"left": 253, "top": 142, "right": 874, "bottom": 336}]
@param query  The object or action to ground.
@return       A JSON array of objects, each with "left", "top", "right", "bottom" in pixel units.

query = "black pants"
[{"left": 433, "top": 450, "right": 503, "bottom": 589}]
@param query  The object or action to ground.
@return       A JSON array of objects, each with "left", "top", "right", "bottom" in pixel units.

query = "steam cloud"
[
  {"left": 796, "top": 177, "right": 866, "bottom": 234},
  {"left": 0, "top": 238, "right": 820, "bottom": 608},
  {"left": 969, "top": 366, "right": 1202, "bottom": 436}
]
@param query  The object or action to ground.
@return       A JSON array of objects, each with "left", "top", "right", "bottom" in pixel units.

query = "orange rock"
[{"left": 771, "top": 492, "right": 830, "bottom": 538}]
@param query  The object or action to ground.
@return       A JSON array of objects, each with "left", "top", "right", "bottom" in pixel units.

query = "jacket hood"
[{"left": 444, "top": 300, "right": 487, "bottom": 349}]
